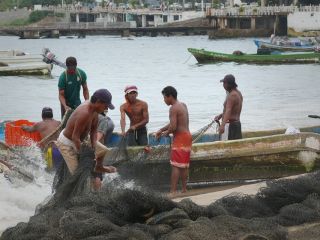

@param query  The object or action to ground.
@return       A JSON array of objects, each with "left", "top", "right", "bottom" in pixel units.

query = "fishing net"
[
  {"left": 102, "top": 120, "right": 220, "bottom": 191},
  {"left": 3, "top": 153, "right": 320, "bottom": 240},
  {"left": 4, "top": 119, "right": 320, "bottom": 239}
]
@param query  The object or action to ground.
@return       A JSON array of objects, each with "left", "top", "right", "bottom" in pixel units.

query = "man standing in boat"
[
  {"left": 155, "top": 86, "right": 192, "bottom": 196},
  {"left": 58, "top": 57, "right": 89, "bottom": 119},
  {"left": 21, "top": 107, "right": 63, "bottom": 169},
  {"left": 56, "top": 89, "right": 117, "bottom": 176},
  {"left": 120, "top": 85, "right": 149, "bottom": 146},
  {"left": 214, "top": 74, "right": 243, "bottom": 140}
]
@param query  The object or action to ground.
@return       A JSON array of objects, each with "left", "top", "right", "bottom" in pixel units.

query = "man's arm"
[
  {"left": 82, "top": 83, "right": 89, "bottom": 100},
  {"left": 21, "top": 123, "right": 39, "bottom": 132},
  {"left": 90, "top": 115, "right": 98, "bottom": 149},
  {"left": 120, "top": 105, "right": 126, "bottom": 135},
  {"left": 59, "top": 89, "right": 71, "bottom": 111},
  {"left": 165, "top": 106, "right": 177, "bottom": 135},
  {"left": 155, "top": 107, "right": 176, "bottom": 138}
]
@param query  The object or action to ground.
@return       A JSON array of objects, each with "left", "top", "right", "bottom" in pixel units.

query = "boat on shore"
[
  {"left": 188, "top": 48, "right": 320, "bottom": 64},
  {"left": 254, "top": 39, "right": 317, "bottom": 52},
  {"left": 114, "top": 125, "right": 320, "bottom": 188}
]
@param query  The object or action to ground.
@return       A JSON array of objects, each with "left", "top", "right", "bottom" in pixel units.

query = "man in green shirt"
[{"left": 58, "top": 56, "right": 89, "bottom": 118}]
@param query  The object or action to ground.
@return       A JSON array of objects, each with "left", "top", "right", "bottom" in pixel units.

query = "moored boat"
[
  {"left": 254, "top": 39, "right": 317, "bottom": 52},
  {"left": 0, "top": 62, "right": 52, "bottom": 76},
  {"left": 188, "top": 48, "right": 320, "bottom": 64}
]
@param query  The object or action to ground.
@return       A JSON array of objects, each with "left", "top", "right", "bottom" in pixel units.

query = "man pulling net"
[{"left": 54, "top": 89, "right": 117, "bottom": 195}]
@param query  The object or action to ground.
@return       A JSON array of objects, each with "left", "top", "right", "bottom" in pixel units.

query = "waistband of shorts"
[
  {"left": 226, "top": 119, "right": 240, "bottom": 123},
  {"left": 57, "top": 130, "right": 76, "bottom": 149}
]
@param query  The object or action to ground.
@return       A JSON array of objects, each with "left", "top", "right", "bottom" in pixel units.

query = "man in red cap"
[
  {"left": 214, "top": 74, "right": 243, "bottom": 140},
  {"left": 120, "top": 85, "right": 149, "bottom": 146},
  {"left": 56, "top": 89, "right": 116, "bottom": 176}
]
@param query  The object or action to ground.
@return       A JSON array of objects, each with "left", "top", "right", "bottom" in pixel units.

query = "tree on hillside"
[
  {"left": 266, "top": 0, "right": 294, "bottom": 5},
  {"left": 299, "top": 0, "right": 320, "bottom": 5}
]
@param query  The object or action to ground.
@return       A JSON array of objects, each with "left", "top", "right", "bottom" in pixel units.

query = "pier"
[{"left": 0, "top": 5, "right": 319, "bottom": 38}]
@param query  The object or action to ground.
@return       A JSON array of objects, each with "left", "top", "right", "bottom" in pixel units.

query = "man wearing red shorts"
[{"left": 156, "top": 86, "right": 192, "bottom": 196}]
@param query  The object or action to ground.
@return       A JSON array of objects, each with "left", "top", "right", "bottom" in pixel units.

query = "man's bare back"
[
  {"left": 170, "top": 101, "right": 190, "bottom": 134},
  {"left": 223, "top": 89, "right": 243, "bottom": 122},
  {"left": 63, "top": 101, "right": 98, "bottom": 150},
  {"left": 36, "top": 120, "right": 60, "bottom": 140}
]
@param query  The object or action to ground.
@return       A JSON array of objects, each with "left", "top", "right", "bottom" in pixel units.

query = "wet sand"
[{"left": 173, "top": 174, "right": 305, "bottom": 205}]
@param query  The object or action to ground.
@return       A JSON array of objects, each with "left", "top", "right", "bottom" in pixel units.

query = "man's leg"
[
  {"left": 105, "top": 117, "right": 115, "bottom": 145},
  {"left": 228, "top": 122, "right": 242, "bottom": 140},
  {"left": 94, "top": 141, "right": 115, "bottom": 173},
  {"left": 55, "top": 141, "right": 78, "bottom": 175},
  {"left": 60, "top": 104, "right": 66, "bottom": 120},
  {"left": 126, "top": 131, "right": 137, "bottom": 146},
  {"left": 180, "top": 167, "right": 189, "bottom": 193},
  {"left": 170, "top": 166, "right": 180, "bottom": 194},
  {"left": 137, "top": 127, "right": 148, "bottom": 146}
]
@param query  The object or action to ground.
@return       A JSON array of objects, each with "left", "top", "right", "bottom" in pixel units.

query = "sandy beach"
[{"left": 173, "top": 181, "right": 266, "bottom": 205}]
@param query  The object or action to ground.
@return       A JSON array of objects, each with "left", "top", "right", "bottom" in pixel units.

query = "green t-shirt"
[{"left": 58, "top": 68, "right": 87, "bottom": 109}]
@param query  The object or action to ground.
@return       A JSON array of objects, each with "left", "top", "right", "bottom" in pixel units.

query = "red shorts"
[{"left": 170, "top": 132, "right": 192, "bottom": 168}]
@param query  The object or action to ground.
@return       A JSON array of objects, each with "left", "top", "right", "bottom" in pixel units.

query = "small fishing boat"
[
  {"left": 2, "top": 118, "right": 320, "bottom": 188},
  {"left": 188, "top": 48, "right": 320, "bottom": 64},
  {"left": 254, "top": 40, "right": 317, "bottom": 52},
  {"left": 106, "top": 125, "right": 320, "bottom": 188}
]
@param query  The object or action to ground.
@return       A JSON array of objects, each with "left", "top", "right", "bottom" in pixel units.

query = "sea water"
[
  {"left": 0, "top": 35, "right": 319, "bottom": 132},
  {"left": 0, "top": 145, "right": 52, "bottom": 234}
]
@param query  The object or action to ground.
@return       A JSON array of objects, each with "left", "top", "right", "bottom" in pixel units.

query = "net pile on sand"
[{"left": 2, "top": 141, "right": 320, "bottom": 240}]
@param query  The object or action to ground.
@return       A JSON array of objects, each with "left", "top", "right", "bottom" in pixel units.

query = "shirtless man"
[
  {"left": 21, "top": 107, "right": 62, "bottom": 169},
  {"left": 120, "top": 85, "right": 149, "bottom": 146},
  {"left": 214, "top": 74, "right": 243, "bottom": 140},
  {"left": 56, "top": 89, "right": 116, "bottom": 175},
  {"left": 155, "top": 86, "right": 192, "bottom": 195}
]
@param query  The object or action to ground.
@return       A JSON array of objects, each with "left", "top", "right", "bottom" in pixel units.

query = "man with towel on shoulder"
[
  {"left": 214, "top": 74, "right": 243, "bottom": 140},
  {"left": 155, "top": 86, "right": 192, "bottom": 196},
  {"left": 56, "top": 89, "right": 116, "bottom": 176}
]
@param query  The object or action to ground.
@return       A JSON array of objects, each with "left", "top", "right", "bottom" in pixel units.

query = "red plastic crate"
[{"left": 5, "top": 120, "right": 41, "bottom": 146}]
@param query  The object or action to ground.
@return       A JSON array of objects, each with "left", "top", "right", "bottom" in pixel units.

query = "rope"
[
  {"left": 183, "top": 54, "right": 193, "bottom": 64},
  {"left": 192, "top": 120, "right": 220, "bottom": 144}
]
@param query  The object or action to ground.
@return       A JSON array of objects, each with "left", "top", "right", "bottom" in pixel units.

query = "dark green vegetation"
[{"left": 0, "top": 10, "right": 65, "bottom": 26}]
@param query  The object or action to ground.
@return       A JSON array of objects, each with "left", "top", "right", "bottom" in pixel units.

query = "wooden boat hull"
[
  {"left": 1, "top": 123, "right": 320, "bottom": 187},
  {"left": 188, "top": 48, "right": 320, "bottom": 64},
  {"left": 0, "top": 62, "right": 52, "bottom": 76},
  {"left": 254, "top": 40, "right": 315, "bottom": 52},
  {"left": 119, "top": 132, "right": 320, "bottom": 188}
]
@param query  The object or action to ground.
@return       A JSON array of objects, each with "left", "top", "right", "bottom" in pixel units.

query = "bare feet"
[
  {"left": 95, "top": 164, "right": 117, "bottom": 173},
  {"left": 144, "top": 146, "right": 151, "bottom": 153}
]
